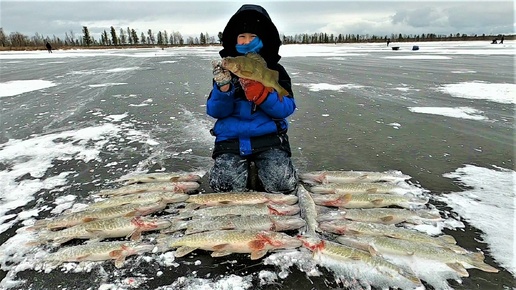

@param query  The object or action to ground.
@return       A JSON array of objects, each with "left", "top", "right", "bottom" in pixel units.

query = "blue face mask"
[{"left": 235, "top": 36, "right": 263, "bottom": 54}]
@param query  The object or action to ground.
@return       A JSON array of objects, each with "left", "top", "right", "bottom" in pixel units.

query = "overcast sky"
[{"left": 1, "top": 1, "right": 514, "bottom": 41}]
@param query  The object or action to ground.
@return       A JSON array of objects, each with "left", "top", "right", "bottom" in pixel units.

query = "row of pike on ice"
[{"left": 22, "top": 170, "right": 499, "bottom": 289}]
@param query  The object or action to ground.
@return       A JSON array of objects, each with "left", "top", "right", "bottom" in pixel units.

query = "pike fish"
[
  {"left": 28, "top": 202, "right": 168, "bottom": 230},
  {"left": 116, "top": 172, "right": 201, "bottom": 184},
  {"left": 162, "top": 215, "right": 305, "bottom": 235},
  {"left": 157, "top": 229, "right": 302, "bottom": 259},
  {"left": 312, "top": 193, "right": 428, "bottom": 209},
  {"left": 86, "top": 192, "right": 189, "bottom": 209},
  {"left": 316, "top": 207, "right": 442, "bottom": 225},
  {"left": 300, "top": 170, "right": 411, "bottom": 184},
  {"left": 44, "top": 241, "right": 155, "bottom": 268},
  {"left": 176, "top": 203, "right": 300, "bottom": 219},
  {"left": 297, "top": 185, "right": 319, "bottom": 236},
  {"left": 309, "top": 182, "right": 415, "bottom": 195},
  {"left": 298, "top": 236, "right": 422, "bottom": 288},
  {"left": 33, "top": 216, "right": 171, "bottom": 245},
  {"left": 95, "top": 181, "right": 199, "bottom": 197},
  {"left": 221, "top": 53, "right": 289, "bottom": 98},
  {"left": 319, "top": 220, "right": 467, "bottom": 253},
  {"left": 336, "top": 235, "right": 499, "bottom": 276},
  {"left": 186, "top": 192, "right": 298, "bottom": 207}
]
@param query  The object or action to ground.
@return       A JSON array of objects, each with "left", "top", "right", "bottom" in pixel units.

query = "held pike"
[
  {"left": 297, "top": 235, "right": 422, "bottom": 288},
  {"left": 309, "top": 182, "right": 418, "bottom": 195},
  {"left": 316, "top": 207, "right": 442, "bottom": 225},
  {"left": 296, "top": 185, "right": 319, "bottom": 236},
  {"left": 162, "top": 215, "right": 306, "bottom": 235},
  {"left": 300, "top": 170, "right": 411, "bottom": 184},
  {"left": 336, "top": 235, "right": 499, "bottom": 276},
  {"left": 221, "top": 53, "right": 289, "bottom": 98},
  {"left": 157, "top": 230, "right": 302, "bottom": 260},
  {"left": 31, "top": 216, "right": 171, "bottom": 245},
  {"left": 186, "top": 192, "right": 298, "bottom": 207},
  {"left": 116, "top": 172, "right": 201, "bottom": 185},
  {"left": 319, "top": 220, "right": 467, "bottom": 253},
  {"left": 94, "top": 181, "right": 199, "bottom": 197},
  {"left": 312, "top": 193, "right": 428, "bottom": 209},
  {"left": 175, "top": 203, "right": 300, "bottom": 219},
  {"left": 86, "top": 192, "right": 189, "bottom": 209},
  {"left": 44, "top": 241, "right": 155, "bottom": 268},
  {"left": 27, "top": 202, "right": 168, "bottom": 230}
]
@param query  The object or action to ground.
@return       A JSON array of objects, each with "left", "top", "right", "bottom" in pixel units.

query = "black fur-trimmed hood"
[{"left": 219, "top": 4, "right": 281, "bottom": 65}]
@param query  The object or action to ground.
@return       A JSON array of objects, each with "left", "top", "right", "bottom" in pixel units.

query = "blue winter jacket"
[{"left": 207, "top": 72, "right": 296, "bottom": 156}]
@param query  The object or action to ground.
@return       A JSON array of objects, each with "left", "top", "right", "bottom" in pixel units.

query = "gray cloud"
[{"left": 1, "top": 1, "right": 513, "bottom": 40}]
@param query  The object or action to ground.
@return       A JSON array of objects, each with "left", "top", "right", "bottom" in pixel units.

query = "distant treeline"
[{"left": 0, "top": 26, "right": 513, "bottom": 51}]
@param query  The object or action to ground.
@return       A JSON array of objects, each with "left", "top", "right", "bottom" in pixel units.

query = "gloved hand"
[
  {"left": 211, "top": 60, "right": 232, "bottom": 87},
  {"left": 239, "top": 78, "right": 273, "bottom": 105}
]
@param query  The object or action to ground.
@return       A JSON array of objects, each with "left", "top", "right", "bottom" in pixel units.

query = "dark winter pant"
[{"left": 209, "top": 149, "right": 298, "bottom": 194}]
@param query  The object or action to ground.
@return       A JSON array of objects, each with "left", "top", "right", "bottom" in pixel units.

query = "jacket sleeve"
[{"left": 206, "top": 83, "right": 235, "bottom": 118}]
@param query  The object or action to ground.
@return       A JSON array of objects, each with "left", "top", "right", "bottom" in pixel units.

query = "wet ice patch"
[
  {"left": 89, "top": 83, "right": 128, "bottom": 88},
  {"left": 408, "top": 107, "right": 488, "bottom": 121},
  {"left": 157, "top": 274, "right": 253, "bottom": 290},
  {"left": 297, "top": 83, "right": 365, "bottom": 92},
  {"left": 0, "top": 80, "right": 57, "bottom": 98},
  {"left": 105, "top": 67, "right": 139, "bottom": 73},
  {"left": 384, "top": 55, "right": 451, "bottom": 60},
  {"left": 437, "top": 164, "right": 516, "bottom": 276},
  {"left": 437, "top": 81, "right": 516, "bottom": 104},
  {"left": 104, "top": 112, "right": 129, "bottom": 122},
  {"left": 451, "top": 69, "right": 477, "bottom": 74}
]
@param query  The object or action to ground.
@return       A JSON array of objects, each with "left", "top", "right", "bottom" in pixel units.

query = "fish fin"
[
  {"left": 340, "top": 194, "right": 353, "bottom": 205},
  {"left": 82, "top": 217, "right": 97, "bottom": 223},
  {"left": 348, "top": 229, "right": 361, "bottom": 235},
  {"left": 114, "top": 256, "right": 126, "bottom": 268},
  {"left": 76, "top": 254, "right": 92, "bottom": 261},
  {"left": 438, "top": 234, "right": 457, "bottom": 244},
  {"left": 467, "top": 252, "right": 499, "bottom": 273},
  {"left": 366, "top": 188, "right": 378, "bottom": 193},
  {"left": 129, "top": 230, "right": 142, "bottom": 241},
  {"left": 385, "top": 232, "right": 403, "bottom": 239},
  {"left": 86, "top": 238, "right": 102, "bottom": 244},
  {"left": 371, "top": 198, "right": 384, "bottom": 206},
  {"left": 54, "top": 237, "right": 72, "bottom": 244},
  {"left": 211, "top": 250, "right": 232, "bottom": 258},
  {"left": 184, "top": 203, "right": 200, "bottom": 211},
  {"left": 366, "top": 245, "right": 378, "bottom": 256},
  {"left": 250, "top": 249, "right": 268, "bottom": 260},
  {"left": 123, "top": 210, "right": 138, "bottom": 217},
  {"left": 380, "top": 215, "right": 395, "bottom": 222},
  {"left": 246, "top": 53, "right": 267, "bottom": 66},
  {"left": 248, "top": 240, "right": 266, "bottom": 250},
  {"left": 25, "top": 240, "right": 42, "bottom": 246},
  {"left": 174, "top": 246, "right": 197, "bottom": 257},
  {"left": 212, "top": 243, "right": 230, "bottom": 251},
  {"left": 109, "top": 250, "right": 123, "bottom": 258},
  {"left": 446, "top": 262, "right": 469, "bottom": 277}
]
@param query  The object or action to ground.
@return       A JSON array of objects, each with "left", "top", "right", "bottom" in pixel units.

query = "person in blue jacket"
[{"left": 207, "top": 4, "right": 297, "bottom": 194}]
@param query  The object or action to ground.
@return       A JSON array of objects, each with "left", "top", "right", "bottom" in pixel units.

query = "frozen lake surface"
[{"left": 0, "top": 41, "right": 514, "bottom": 289}]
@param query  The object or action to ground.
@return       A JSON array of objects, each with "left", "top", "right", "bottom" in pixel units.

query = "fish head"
[
  {"left": 318, "top": 220, "right": 348, "bottom": 235},
  {"left": 221, "top": 57, "right": 239, "bottom": 72},
  {"left": 175, "top": 182, "right": 200, "bottom": 193},
  {"left": 270, "top": 216, "right": 306, "bottom": 231},
  {"left": 135, "top": 202, "right": 167, "bottom": 215},
  {"left": 296, "top": 235, "right": 325, "bottom": 252},
  {"left": 267, "top": 204, "right": 300, "bottom": 215},
  {"left": 269, "top": 194, "right": 298, "bottom": 205},
  {"left": 131, "top": 217, "right": 170, "bottom": 230},
  {"left": 256, "top": 231, "right": 302, "bottom": 249}
]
